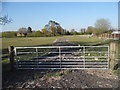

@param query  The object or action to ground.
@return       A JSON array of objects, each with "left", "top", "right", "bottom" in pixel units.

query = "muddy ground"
[{"left": 2, "top": 38, "right": 119, "bottom": 89}]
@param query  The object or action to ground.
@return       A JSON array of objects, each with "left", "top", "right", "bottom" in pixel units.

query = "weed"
[{"left": 45, "top": 72, "right": 63, "bottom": 78}]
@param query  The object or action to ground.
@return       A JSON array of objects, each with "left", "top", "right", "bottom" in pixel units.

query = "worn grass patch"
[
  {"left": 112, "top": 68, "right": 120, "bottom": 76},
  {"left": 45, "top": 72, "right": 63, "bottom": 78}
]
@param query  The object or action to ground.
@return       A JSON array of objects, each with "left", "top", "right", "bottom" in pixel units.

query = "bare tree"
[
  {"left": 80, "top": 28, "right": 86, "bottom": 33},
  {"left": 86, "top": 26, "right": 94, "bottom": 34},
  {"left": 94, "top": 18, "right": 111, "bottom": 34},
  {"left": 18, "top": 27, "right": 27, "bottom": 33},
  {"left": 0, "top": 15, "right": 12, "bottom": 25}
]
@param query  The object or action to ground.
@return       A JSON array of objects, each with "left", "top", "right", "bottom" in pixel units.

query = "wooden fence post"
[
  {"left": 8, "top": 46, "right": 15, "bottom": 71},
  {"left": 109, "top": 42, "right": 118, "bottom": 69}
]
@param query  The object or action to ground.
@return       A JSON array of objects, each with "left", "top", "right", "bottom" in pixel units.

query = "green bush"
[
  {"left": 2, "top": 31, "right": 17, "bottom": 38},
  {"left": 27, "top": 31, "right": 44, "bottom": 37}
]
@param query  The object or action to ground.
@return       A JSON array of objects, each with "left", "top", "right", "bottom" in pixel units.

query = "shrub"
[
  {"left": 27, "top": 31, "right": 44, "bottom": 37},
  {"left": 2, "top": 31, "right": 17, "bottom": 38}
]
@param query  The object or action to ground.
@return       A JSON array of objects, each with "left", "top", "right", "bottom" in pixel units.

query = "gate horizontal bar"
[
  {"left": 18, "top": 65, "right": 108, "bottom": 67},
  {"left": 17, "top": 56, "right": 108, "bottom": 59},
  {"left": 15, "top": 46, "right": 109, "bottom": 70},
  {"left": 18, "top": 67, "right": 108, "bottom": 69},
  {"left": 15, "top": 46, "right": 109, "bottom": 49},
  {"left": 18, "top": 59, "right": 108, "bottom": 62},
  {"left": 16, "top": 51, "right": 108, "bottom": 54}
]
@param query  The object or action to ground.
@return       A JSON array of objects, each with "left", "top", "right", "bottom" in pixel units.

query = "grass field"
[
  {"left": 1, "top": 36, "right": 62, "bottom": 71},
  {"left": 2, "top": 36, "right": 62, "bottom": 49},
  {"left": 64, "top": 35, "right": 110, "bottom": 46},
  {"left": 1, "top": 35, "right": 120, "bottom": 72},
  {"left": 2, "top": 35, "right": 115, "bottom": 58},
  {"left": 2, "top": 35, "right": 114, "bottom": 49}
]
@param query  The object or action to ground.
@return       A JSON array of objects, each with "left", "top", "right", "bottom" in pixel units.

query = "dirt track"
[
  {"left": 53, "top": 38, "right": 75, "bottom": 46},
  {"left": 2, "top": 38, "right": 119, "bottom": 89}
]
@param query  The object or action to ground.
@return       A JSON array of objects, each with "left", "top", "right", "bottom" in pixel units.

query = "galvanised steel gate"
[{"left": 15, "top": 46, "right": 109, "bottom": 69}]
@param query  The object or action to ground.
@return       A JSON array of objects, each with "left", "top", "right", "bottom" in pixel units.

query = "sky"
[{"left": 1, "top": 2, "right": 118, "bottom": 31}]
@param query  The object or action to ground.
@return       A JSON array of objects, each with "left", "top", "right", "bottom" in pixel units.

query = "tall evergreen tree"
[{"left": 27, "top": 27, "right": 32, "bottom": 33}]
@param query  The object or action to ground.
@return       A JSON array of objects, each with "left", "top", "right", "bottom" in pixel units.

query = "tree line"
[{"left": 2, "top": 18, "right": 117, "bottom": 38}]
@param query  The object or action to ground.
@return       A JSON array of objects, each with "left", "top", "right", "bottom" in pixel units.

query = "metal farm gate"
[{"left": 15, "top": 46, "right": 109, "bottom": 69}]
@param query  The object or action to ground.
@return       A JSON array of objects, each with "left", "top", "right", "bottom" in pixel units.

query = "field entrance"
[{"left": 15, "top": 46, "right": 109, "bottom": 69}]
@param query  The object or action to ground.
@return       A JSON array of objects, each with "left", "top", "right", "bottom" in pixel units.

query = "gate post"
[
  {"left": 8, "top": 46, "right": 15, "bottom": 71},
  {"left": 109, "top": 42, "right": 118, "bottom": 70}
]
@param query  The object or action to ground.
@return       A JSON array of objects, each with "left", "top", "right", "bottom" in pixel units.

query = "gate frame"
[{"left": 14, "top": 46, "right": 109, "bottom": 69}]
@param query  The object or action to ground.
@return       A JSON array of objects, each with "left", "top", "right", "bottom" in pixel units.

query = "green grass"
[
  {"left": 1, "top": 35, "right": 119, "bottom": 72},
  {"left": 44, "top": 70, "right": 73, "bottom": 78},
  {"left": 112, "top": 68, "right": 120, "bottom": 76},
  {"left": 45, "top": 73, "right": 53, "bottom": 77},
  {"left": 2, "top": 36, "right": 113, "bottom": 50},
  {"left": 2, "top": 58, "right": 11, "bottom": 71},
  {"left": 63, "top": 35, "right": 113, "bottom": 46},
  {"left": 117, "top": 41, "right": 120, "bottom": 72},
  {"left": 1, "top": 36, "right": 62, "bottom": 71},
  {"left": 63, "top": 69, "right": 72, "bottom": 74},
  {"left": 45, "top": 72, "right": 63, "bottom": 78},
  {"left": 2, "top": 36, "right": 62, "bottom": 57},
  {"left": 111, "top": 40, "right": 120, "bottom": 76},
  {"left": 2, "top": 36, "right": 62, "bottom": 49},
  {"left": 117, "top": 41, "right": 120, "bottom": 59}
]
